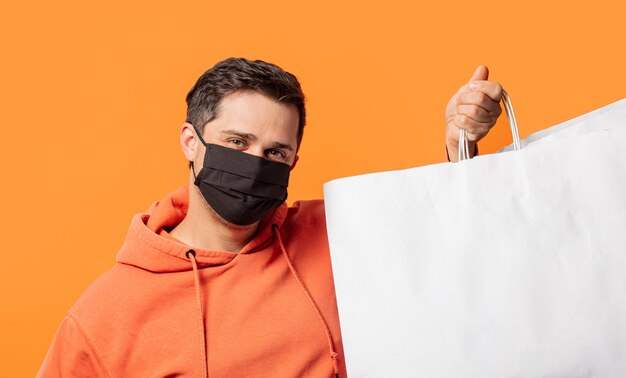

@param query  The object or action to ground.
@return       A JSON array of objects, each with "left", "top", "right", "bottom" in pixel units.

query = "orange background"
[{"left": 1, "top": 0, "right": 625, "bottom": 375}]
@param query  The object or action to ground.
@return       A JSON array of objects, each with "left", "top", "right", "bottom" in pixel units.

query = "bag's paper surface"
[
  {"left": 324, "top": 100, "right": 626, "bottom": 377},
  {"left": 500, "top": 98, "right": 626, "bottom": 151}
]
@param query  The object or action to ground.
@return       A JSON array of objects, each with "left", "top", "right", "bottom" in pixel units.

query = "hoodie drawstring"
[
  {"left": 186, "top": 249, "right": 208, "bottom": 378},
  {"left": 272, "top": 224, "right": 340, "bottom": 378}
]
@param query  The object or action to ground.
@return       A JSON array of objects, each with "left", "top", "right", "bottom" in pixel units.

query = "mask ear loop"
[
  {"left": 190, "top": 161, "right": 198, "bottom": 180},
  {"left": 188, "top": 122, "right": 208, "bottom": 180},
  {"left": 189, "top": 122, "right": 209, "bottom": 146}
]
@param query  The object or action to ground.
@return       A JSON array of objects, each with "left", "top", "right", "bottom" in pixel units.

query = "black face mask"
[{"left": 191, "top": 127, "right": 291, "bottom": 226}]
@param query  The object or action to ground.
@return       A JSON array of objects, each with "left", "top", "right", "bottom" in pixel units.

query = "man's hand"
[{"left": 445, "top": 65, "right": 503, "bottom": 162}]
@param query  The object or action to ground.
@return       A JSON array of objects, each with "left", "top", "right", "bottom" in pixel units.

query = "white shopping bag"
[
  {"left": 324, "top": 98, "right": 626, "bottom": 378},
  {"left": 499, "top": 98, "right": 626, "bottom": 151}
]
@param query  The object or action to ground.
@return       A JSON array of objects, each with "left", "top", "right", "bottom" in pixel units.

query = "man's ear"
[
  {"left": 180, "top": 122, "right": 199, "bottom": 162},
  {"left": 290, "top": 155, "right": 299, "bottom": 171}
]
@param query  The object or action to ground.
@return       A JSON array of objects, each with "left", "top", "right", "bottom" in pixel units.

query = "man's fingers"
[
  {"left": 445, "top": 65, "right": 503, "bottom": 148},
  {"left": 453, "top": 114, "right": 491, "bottom": 140},
  {"left": 468, "top": 80, "right": 503, "bottom": 102},
  {"left": 457, "top": 91, "right": 502, "bottom": 114},
  {"left": 451, "top": 66, "right": 490, "bottom": 97},
  {"left": 470, "top": 65, "right": 489, "bottom": 82},
  {"left": 456, "top": 104, "right": 493, "bottom": 123}
]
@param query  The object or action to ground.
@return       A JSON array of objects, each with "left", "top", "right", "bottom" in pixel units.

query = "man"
[{"left": 38, "top": 58, "right": 502, "bottom": 377}]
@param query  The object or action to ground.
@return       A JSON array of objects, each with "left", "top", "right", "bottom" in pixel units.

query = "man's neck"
[{"left": 169, "top": 186, "right": 259, "bottom": 253}]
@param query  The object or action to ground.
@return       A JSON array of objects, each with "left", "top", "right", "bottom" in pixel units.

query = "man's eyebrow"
[
  {"left": 221, "top": 129, "right": 294, "bottom": 152},
  {"left": 270, "top": 142, "right": 294, "bottom": 152},
  {"left": 220, "top": 129, "right": 257, "bottom": 140}
]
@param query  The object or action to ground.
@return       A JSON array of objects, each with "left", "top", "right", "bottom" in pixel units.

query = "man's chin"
[
  {"left": 192, "top": 185, "right": 260, "bottom": 231},
  {"left": 205, "top": 201, "right": 258, "bottom": 231}
]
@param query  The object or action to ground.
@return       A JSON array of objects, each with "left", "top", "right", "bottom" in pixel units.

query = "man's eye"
[
  {"left": 267, "top": 149, "right": 286, "bottom": 159},
  {"left": 229, "top": 139, "right": 245, "bottom": 147}
]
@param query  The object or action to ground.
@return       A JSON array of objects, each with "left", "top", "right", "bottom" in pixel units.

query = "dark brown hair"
[{"left": 186, "top": 57, "right": 306, "bottom": 148}]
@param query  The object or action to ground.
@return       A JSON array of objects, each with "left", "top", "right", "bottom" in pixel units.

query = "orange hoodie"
[{"left": 37, "top": 185, "right": 347, "bottom": 377}]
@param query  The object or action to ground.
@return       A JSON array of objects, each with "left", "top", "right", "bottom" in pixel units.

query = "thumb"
[{"left": 470, "top": 65, "right": 489, "bottom": 82}]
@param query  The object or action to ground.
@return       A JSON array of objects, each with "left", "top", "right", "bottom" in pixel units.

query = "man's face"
[{"left": 196, "top": 91, "right": 300, "bottom": 167}]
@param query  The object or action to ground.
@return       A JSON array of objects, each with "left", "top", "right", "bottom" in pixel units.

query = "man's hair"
[{"left": 186, "top": 57, "right": 306, "bottom": 148}]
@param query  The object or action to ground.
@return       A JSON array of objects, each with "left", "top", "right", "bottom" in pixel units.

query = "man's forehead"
[
  {"left": 207, "top": 92, "right": 299, "bottom": 140},
  {"left": 218, "top": 90, "right": 297, "bottom": 114}
]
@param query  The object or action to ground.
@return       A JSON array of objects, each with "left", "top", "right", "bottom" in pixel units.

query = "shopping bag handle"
[{"left": 458, "top": 89, "right": 521, "bottom": 160}]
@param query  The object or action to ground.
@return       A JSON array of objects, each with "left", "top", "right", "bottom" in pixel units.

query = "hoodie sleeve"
[{"left": 37, "top": 313, "right": 111, "bottom": 378}]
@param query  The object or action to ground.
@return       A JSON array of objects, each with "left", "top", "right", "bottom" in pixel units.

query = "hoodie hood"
[{"left": 116, "top": 184, "right": 288, "bottom": 272}]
